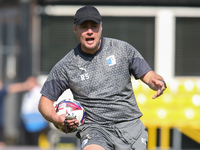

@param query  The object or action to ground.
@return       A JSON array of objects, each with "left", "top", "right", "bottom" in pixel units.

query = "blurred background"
[{"left": 0, "top": 0, "right": 200, "bottom": 150}]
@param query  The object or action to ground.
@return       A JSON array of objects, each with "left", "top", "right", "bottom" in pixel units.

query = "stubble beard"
[{"left": 82, "top": 38, "right": 101, "bottom": 53}]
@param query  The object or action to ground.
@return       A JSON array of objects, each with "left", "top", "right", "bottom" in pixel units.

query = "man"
[
  {"left": 0, "top": 78, "right": 30, "bottom": 147},
  {"left": 38, "top": 6, "right": 167, "bottom": 150},
  {"left": 20, "top": 76, "right": 48, "bottom": 145}
]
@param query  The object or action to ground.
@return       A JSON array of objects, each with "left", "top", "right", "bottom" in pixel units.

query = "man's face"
[{"left": 74, "top": 20, "right": 102, "bottom": 54}]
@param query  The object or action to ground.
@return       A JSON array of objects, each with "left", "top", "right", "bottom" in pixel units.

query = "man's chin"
[{"left": 85, "top": 45, "right": 98, "bottom": 50}]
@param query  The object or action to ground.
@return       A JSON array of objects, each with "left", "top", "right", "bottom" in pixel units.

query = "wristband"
[{"left": 160, "top": 80, "right": 167, "bottom": 88}]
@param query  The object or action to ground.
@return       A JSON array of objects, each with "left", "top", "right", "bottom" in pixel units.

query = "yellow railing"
[{"left": 132, "top": 78, "right": 200, "bottom": 149}]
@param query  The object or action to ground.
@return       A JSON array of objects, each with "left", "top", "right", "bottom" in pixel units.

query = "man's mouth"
[{"left": 86, "top": 38, "right": 94, "bottom": 44}]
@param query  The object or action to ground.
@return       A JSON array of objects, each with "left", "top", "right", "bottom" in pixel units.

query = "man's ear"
[{"left": 73, "top": 25, "right": 77, "bottom": 34}]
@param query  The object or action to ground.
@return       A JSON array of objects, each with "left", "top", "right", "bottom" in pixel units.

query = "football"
[{"left": 53, "top": 98, "right": 85, "bottom": 133}]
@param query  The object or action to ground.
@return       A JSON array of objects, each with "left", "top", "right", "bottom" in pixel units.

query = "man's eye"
[{"left": 79, "top": 25, "right": 86, "bottom": 28}]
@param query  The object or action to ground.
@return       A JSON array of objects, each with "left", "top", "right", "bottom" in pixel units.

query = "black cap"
[{"left": 74, "top": 6, "right": 101, "bottom": 25}]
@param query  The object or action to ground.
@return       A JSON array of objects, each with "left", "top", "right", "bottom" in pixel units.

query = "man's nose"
[{"left": 87, "top": 28, "right": 93, "bottom": 34}]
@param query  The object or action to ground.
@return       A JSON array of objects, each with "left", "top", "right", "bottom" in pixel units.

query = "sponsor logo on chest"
[{"left": 106, "top": 55, "right": 116, "bottom": 66}]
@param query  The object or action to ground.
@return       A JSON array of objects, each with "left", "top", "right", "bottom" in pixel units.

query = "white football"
[{"left": 53, "top": 98, "right": 85, "bottom": 133}]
